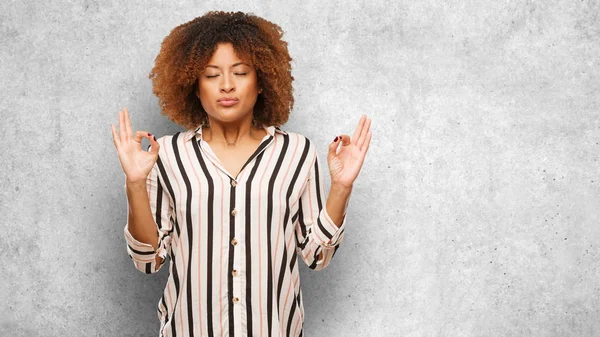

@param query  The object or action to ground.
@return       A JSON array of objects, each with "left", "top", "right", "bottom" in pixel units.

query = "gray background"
[{"left": 1, "top": 0, "right": 599, "bottom": 336}]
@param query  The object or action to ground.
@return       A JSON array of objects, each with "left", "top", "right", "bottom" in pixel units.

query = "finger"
[
  {"left": 133, "top": 130, "right": 151, "bottom": 144},
  {"left": 111, "top": 124, "right": 121, "bottom": 149},
  {"left": 352, "top": 115, "right": 366, "bottom": 145},
  {"left": 339, "top": 134, "right": 351, "bottom": 146},
  {"left": 355, "top": 116, "right": 370, "bottom": 147},
  {"left": 119, "top": 109, "right": 127, "bottom": 143},
  {"left": 124, "top": 107, "right": 133, "bottom": 140},
  {"left": 361, "top": 130, "right": 372, "bottom": 153},
  {"left": 357, "top": 117, "right": 371, "bottom": 149}
]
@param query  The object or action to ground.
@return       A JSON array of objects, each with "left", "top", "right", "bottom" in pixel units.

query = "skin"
[
  {"left": 194, "top": 43, "right": 269, "bottom": 179},
  {"left": 111, "top": 42, "right": 372, "bottom": 265},
  {"left": 195, "top": 43, "right": 261, "bottom": 137}
]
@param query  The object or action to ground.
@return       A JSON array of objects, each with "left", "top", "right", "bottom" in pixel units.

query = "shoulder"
[
  {"left": 275, "top": 128, "right": 317, "bottom": 151},
  {"left": 146, "top": 132, "right": 185, "bottom": 155},
  {"left": 275, "top": 128, "right": 320, "bottom": 165}
]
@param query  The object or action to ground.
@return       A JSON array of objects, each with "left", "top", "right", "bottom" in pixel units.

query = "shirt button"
[
  {"left": 232, "top": 269, "right": 238, "bottom": 277},
  {"left": 231, "top": 238, "right": 238, "bottom": 246},
  {"left": 232, "top": 297, "right": 240, "bottom": 304},
  {"left": 231, "top": 208, "right": 238, "bottom": 216},
  {"left": 231, "top": 180, "right": 237, "bottom": 187}
]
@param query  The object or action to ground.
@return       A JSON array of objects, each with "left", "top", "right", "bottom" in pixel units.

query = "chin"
[{"left": 212, "top": 111, "right": 247, "bottom": 123}]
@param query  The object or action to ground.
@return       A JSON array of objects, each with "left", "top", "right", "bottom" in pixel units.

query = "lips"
[{"left": 217, "top": 97, "right": 239, "bottom": 107}]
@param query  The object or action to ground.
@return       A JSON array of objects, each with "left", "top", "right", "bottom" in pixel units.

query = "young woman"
[{"left": 111, "top": 11, "right": 371, "bottom": 337}]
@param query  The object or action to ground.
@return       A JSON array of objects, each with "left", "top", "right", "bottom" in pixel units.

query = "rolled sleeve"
[{"left": 313, "top": 206, "right": 347, "bottom": 248}]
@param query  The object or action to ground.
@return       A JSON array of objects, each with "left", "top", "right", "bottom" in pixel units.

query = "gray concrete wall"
[{"left": 1, "top": 0, "right": 599, "bottom": 336}]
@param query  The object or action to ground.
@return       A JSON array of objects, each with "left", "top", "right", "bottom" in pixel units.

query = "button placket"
[{"left": 230, "top": 176, "right": 242, "bottom": 332}]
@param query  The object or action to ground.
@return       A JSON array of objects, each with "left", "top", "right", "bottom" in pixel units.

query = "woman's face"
[{"left": 196, "top": 43, "right": 260, "bottom": 125}]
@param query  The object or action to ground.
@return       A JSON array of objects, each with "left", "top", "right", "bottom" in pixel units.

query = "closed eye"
[{"left": 205, "top": 73, "right": 246, "bottom": 78}]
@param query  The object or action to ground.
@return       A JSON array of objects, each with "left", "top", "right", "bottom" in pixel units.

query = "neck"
[{"left": 205, "top": 116, "right": 261, "bottom": 146}]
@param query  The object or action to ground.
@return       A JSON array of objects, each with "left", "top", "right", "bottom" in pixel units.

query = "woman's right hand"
[{"left": 111, "top": 107, "right": 160, "bottom": 184}]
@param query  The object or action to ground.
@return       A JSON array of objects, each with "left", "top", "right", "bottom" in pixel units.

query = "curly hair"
[{"left": 148, "top": 11, "right": 294, "bottom": 130}]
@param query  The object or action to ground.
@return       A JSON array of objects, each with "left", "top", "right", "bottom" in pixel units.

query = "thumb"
[
  {"left": 328, "top": 135, "right": 341, "bottom": 161},
  {"left": 148, "top": 134, "right": 160, "bottom": 155}
]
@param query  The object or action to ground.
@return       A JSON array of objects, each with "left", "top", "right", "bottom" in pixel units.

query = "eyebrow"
[{"left": 205, "top": 62, "right": 250, "bottom": 69}]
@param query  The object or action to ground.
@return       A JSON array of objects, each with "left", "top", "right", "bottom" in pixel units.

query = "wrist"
[
  {"left": 330, "top": 181, "right": 353, "bottom": 194},
  {"left": 126, "top": 178, "right": 147, "bottom": 191}
]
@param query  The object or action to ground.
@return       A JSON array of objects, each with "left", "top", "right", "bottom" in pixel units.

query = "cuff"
[
  {"left": 313, "top": 207, "right": 347, "bottom": 248},
  {"left": 123, "top": 224, "right": 170, "bottom": 262}
]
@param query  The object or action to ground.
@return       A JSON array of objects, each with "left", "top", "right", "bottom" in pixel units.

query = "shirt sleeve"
[
  {"left": 295, "top": 150, "right": 348, "bottom": 271},
  {"left": 123, "top": 151, "right": 174, "bottom": 274}
]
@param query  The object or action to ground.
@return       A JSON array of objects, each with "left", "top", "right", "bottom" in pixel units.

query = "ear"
[{"left": 194, "top": 81, "right": 200, "bottom": 98}]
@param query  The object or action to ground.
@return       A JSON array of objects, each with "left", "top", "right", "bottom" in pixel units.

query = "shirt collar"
[{"left": 184, "top": 124, "right": 287, "bottom": 142}]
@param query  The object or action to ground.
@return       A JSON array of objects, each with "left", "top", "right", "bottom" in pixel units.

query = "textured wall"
[{"left": 1, "top": 0, "right": 599, "bottom": 336}]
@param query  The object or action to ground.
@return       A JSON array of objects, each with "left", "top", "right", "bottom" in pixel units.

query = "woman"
[{"left": 111, "top": 11, "right": 371, "bottom": 337}]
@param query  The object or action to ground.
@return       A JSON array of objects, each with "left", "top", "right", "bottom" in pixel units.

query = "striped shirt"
[{"left": 123, "top": 124, "right": 348, "bottom": 337}]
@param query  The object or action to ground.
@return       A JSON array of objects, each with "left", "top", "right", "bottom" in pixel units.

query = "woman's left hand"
[{"left": 327, "top": 115, "right": 372, "bottom": 189}]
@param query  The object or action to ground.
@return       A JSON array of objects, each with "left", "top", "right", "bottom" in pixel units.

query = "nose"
[{"left": 220, "top": 73, "right": 235, "bottom": 93}]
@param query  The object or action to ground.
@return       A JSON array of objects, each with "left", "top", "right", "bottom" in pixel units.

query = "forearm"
[
  {"left": 126, "top": 179, "right": 159, "bottom": 250},
  {"left": 325, "top": 183, "right": 352, "bottom": 228}
]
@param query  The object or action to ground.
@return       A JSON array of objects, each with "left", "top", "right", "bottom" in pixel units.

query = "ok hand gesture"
[
  {"left": 111, "top": 107, "right": 160, "bottom": 184},
  {"left": 327, "top": 115, "right": 372, "bottom": 189}
]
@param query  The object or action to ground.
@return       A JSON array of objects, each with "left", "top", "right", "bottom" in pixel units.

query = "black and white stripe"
[{"left": 124, "top": 125, "right": 348, "bottom": 337}]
